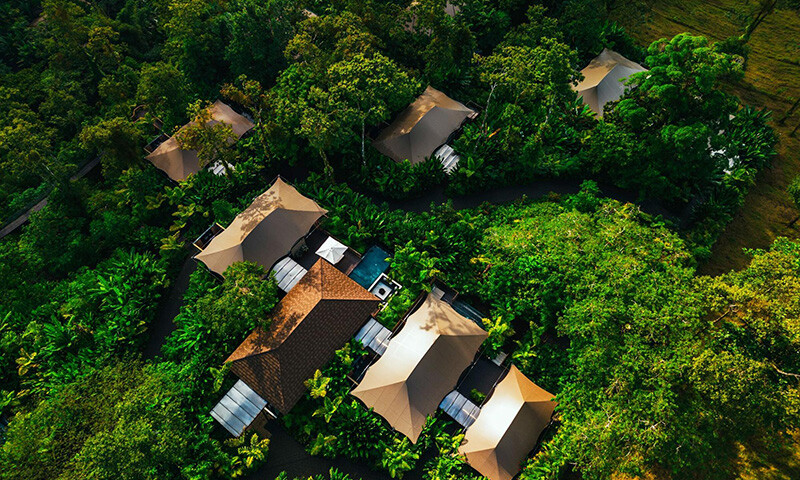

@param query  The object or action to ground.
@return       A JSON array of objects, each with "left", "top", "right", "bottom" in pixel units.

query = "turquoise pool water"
[{"left": 349, "top": 246, "right": 390, "bottom": 289}]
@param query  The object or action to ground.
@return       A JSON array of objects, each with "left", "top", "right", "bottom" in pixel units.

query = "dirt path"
[
  {"left": 247, "top": 424, "right": 402, "bottom": 480},
  {"left": 142, "top": 255, "right": 197, "bottom": 359},
  {"left": 368, "top": 177, "right": 676, "bottom": 219}
]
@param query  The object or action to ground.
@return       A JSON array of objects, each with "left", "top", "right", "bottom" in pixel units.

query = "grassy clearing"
[
  {"left": 609, "top": 0, "right": 800, "bottom": 275},
  {"left": 611, "top": 2, "right": 800, "bottom": 477}
]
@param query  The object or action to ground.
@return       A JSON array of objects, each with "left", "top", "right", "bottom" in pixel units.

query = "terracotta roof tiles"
[{"left": 227, "top": 259, "right": 379, "bottom": 414}]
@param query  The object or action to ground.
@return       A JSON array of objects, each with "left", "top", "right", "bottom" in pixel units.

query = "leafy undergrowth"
[{"left": 610, "top": 0, "right": 800, "bottom": 275}]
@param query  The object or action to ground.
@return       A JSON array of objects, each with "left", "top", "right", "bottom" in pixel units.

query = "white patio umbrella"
[{"left": 315, "top": 236, "right": 347, "bottom": 264}]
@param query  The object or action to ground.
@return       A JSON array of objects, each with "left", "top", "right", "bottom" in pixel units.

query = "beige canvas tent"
[
  {"left": 352, "top": 294, "right": 487, "bottom": 442},
  {"left": 572, "top": 49, "right": 647, "bottom": 117},
  {"left": 373, "top": 86, "right": 475, "bottom": 164},
  {"left": 459, "top": 365, "right": 557, "bottom": 480},
  {"left": 146, "top": 100, "right": 254, "bottom": 181},
  {"left": 194, "top": 178, "right": 327, "bottom": 277}
]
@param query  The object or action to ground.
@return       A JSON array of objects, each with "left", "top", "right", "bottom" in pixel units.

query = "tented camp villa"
[
  {"left": 572, "top": 49, "right": 647, "bottom": 117},
  {"left": 194, "top": 178, "right": 327, "bottom": 278},
  {"left": 145, "top": 100, "right": 254, "bottom": 181},
  {"left": 373, "top": 86, "right": 476, "bottom": 173},
  {"left": 224, "top": 259, "right": 380, "bottom": 415},
  {"left": 348, "top": 286, "right": 556, "bottom": 479},
  {"left": 459, "top": 365, "right": 557, "bottom": 480},
  {"left": 352, "top": 294, "right": 487, "bottom": 442}
]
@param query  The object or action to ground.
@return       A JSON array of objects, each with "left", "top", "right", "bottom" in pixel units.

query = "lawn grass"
[{"left": 609, "top": 0, "right": 800, "bottom": 276}]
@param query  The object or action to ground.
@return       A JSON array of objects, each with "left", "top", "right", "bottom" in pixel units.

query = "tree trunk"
[
  {"left": 37, "top": 154, "right": 62, "bottom": 186},
  {"left": 320, "top": 149, "right": 333, "bottom": 179},
  {"left": 481, "top": 83, "right": 496, "bottom": 134},
  {"left": 790, "top": 215, "right": 800, "bottom": 228},
  {"left": 361, "top": 118, "right": 366, "bottom": 164}
]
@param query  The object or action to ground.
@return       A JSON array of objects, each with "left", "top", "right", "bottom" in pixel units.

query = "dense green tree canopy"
[
  {"left": 0, "top": 2, "right": 794, "bottom": 480},
  {"left": 0, "top": 361, "right": 235, "bottom": 480}
]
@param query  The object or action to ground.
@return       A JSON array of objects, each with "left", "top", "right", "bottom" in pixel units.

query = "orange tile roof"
[{"left": 226, "top": 259, "right": 379, "bottom": 413}]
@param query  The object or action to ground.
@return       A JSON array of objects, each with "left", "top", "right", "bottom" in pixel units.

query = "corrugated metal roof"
[
  {"left": 272, "top": 257, "right": 308, "bottom": 292},
  {"left": 440, "top": 390, "right": 481, "bottom": 428},
  {"left": 210, "top": 380, "right": 268, "bottom": 437},
  {"left": 355, "top": 317, "right": 391, "bottom": 355}
]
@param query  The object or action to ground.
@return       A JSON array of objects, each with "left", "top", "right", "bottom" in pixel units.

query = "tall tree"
[
  {"left": 223, "top": 0, "right": 303, "bottom": 85},
  {"left": 80, "top": 117, "right": 143, "bottom": 178},
  {"left": 162, "top": 0, "right": 225, "bottom": 91},
  {"left": 592, "top": 34, "right": 746, "bottom": 200},
  {"left": 0, "top": 361, "right": 243, "bottom": 480},
  {"left": 271, "top": 13, "right": 418, "bottom": 172},
  {"left": 174, "top": 100, "right": 237, "bottom": 173},
  {"left": 136, "top": 61, "right": 191, "bottom": 129}
]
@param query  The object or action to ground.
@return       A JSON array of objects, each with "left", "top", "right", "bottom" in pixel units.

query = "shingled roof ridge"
[
  {"left": 317, "top": 259, "right": 380, "bottom": 302},
  {"left": 227, "top": 260, "right": 376, "bottom": 364}
]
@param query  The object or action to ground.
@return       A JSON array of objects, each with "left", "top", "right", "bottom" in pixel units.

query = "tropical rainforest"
[{"left": 0, "top": 1, "right": 798, "bottom": 480}]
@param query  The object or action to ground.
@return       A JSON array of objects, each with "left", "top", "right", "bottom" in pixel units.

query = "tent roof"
[
  {"left": 373, "top": 86, "right": 474, "bottom": 164},
  {"left": 352, "top": 294, "right": 487, "bottom": 442},
  {"left": 573, "top": 49, "right": 646, "bottom": 91},
  {"left": 194, "top": 178, "right": 327, "bottom": 277},
  {"left": 459, "top": 365, "right": 556, "bottom": 480},
  {"left": 146, "top": 100, "right": 254, "bottom": 181},
  {"left": 572, "top": 49, "right": 647, "bottom": 117},
  {"left": 227, "top": 259, "right": 379, "bottom": 414}
]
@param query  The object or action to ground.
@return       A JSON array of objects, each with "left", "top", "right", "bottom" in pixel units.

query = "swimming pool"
[{"left": 349, "top": 246, "right": 390, "bottom": 289}]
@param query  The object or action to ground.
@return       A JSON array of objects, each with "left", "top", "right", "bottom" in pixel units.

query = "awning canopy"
[
  {"left": 352, "top": 294, "right": 487, "bottom": 443},
  {"left": 373, "top": 86, "right": 475, "bottom": 164},
  {"left": 272, "top": 257, "right": 308, "bottom": 293},
  {"left": 315, "top": 236, "right": 348, "bottom": 265},
  {"left": 194, "top": 178, "right": 327, "bottom": 277},
  {"left": 458, "top": 365, "right": 556, "bottom": 480},
  {"left": 572, "top": 49, "right": 647, "bottom": 117},
  {"left": 210, "top": 379, "right": 269, "bottom": 437},
  {"left": 146, "top": 100, "right": 254, "bottom": 181},
  {"left": 439, "top": 390, "right": 480, "bottom": 428},
  {"left": 355, "top": 317, "right": 392, "bottom": 355}
]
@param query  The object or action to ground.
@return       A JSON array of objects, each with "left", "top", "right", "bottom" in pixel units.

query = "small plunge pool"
[{"left": 349, "top": 246, "right": 390, "bottom": 289}]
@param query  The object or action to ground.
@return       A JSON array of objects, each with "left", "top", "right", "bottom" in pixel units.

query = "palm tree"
[
  {"left": 313, "top": 395, "right": 343, "bottom": 424},
  {"left": 381, "top": 437, "right": 420, "bottom": 478},
  {"left": 226, "top": 433, "right": 270, "bottom": 476},
  {"left": 304, "top": 369, "right": 331, "bottom": 398}
]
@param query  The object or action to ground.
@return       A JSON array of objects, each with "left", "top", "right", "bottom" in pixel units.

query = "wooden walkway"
[{"left": 0, "top": 155, "right": 101, "bottom": 240}]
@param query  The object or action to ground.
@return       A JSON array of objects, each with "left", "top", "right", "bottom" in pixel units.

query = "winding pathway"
[{"left": 368, "top": 177, "right": 679, "bottom": 220}]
